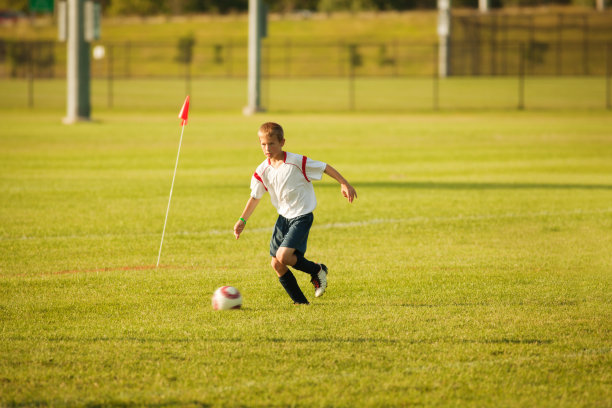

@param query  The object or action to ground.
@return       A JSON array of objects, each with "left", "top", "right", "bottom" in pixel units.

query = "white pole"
[
  {"left": 65, "top": 0, "right": 78, "bottom": 123},
  {"left": 596, "top": 0, "right": 605, "bottom": 11},
  {"left": 244, "top": 0, "right": 263, "bottom": 115},
  {"left": 64, "top": 0, "right": 90, "bottom": 124},
  {"left": 156, "top": 124, "right": 186, "bottom": 268},
  {"left": 479, "top": 0, "right": 489, "bottom": 13},
  {"left": 438, "top": 0, "right": 451, "bottom": 78}
]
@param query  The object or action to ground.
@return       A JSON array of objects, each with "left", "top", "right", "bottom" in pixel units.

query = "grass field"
[
  {"left": 0, "top": 106, "right": 611, "bottom": 406},
  {"left": 1, "top": 76, "right": 610, "bottom": 112}
]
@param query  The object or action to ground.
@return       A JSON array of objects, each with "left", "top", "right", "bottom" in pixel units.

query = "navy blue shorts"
[{"left": 269, "top": 213, "right": 314, "bottom": 257}]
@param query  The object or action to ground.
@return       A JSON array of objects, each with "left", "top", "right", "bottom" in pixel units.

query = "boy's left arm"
[{"left": 324, "top": 164, "right": 357, "bottom": 203}]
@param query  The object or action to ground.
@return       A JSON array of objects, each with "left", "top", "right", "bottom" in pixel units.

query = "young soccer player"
[{"left": 233, "top": 122, "right": 357, "bottom": 305}]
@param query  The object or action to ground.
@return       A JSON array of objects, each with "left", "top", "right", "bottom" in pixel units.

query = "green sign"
[{"left": 29, "top": 0, "right": 54, "bottom": 13}]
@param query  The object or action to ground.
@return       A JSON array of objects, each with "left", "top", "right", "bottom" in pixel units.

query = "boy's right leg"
[
  {"left": 271, "top": 257, "right": 309, "bottom": 304},
  {"left": 277, "top": 248, "right": 328, "bottom": 298}
]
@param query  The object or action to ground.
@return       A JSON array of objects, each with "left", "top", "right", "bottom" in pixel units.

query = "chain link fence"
[
  {"left": 450, "top": 9, "right": 612, "bottom": 76},
  {"left": 1, "top": 11, "right": 611, "bottom": 111}
]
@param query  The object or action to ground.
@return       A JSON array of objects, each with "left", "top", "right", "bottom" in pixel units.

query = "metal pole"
[
  {"left": 64, "top": 0, "right": 90, "bottom": 123},
  {"left": 349, "top": 52, "right": 355, "bottom": 111},
  {"left": 596, "top": 0, "right": 605, "bottom": 11},
  {"left": 479, "top": 0, "right": 488, "bottom": 13},
  {"left": 607, "top": 42, "right": 611, "bottom": 110},
  {"left": 491, "top": 14, "right": 497, "bottom": 75},
  {"left": 433, "top": 43, "right": 439, "bottom": 111},
  {"left": 583, "top": 15, "right": 589, "bottom": 75},
  {"left": 225, "top": 40, "right": 231, "bottom": 78},
  {"left": 108, "top": 44, "right": 113, "bottom": 108},
  {"left": 557, "top": 13, "right": 563, "bottom": 76},
  {"left": 264, "top": 43, "right": 270, "bottom": 109},
  {"left": 285, "top": 39, "right": 291, "bottom": 78},
  {"left": 125, "top": 41, "right": 130, "bottom": 78},
  {"left": 186, "top": 60, "right": 191, "bottom": 97},
  {"left": 244, "top": 0, "right": 263, "bottom": 115},
  {"left": 518, "top": 42, "right": 525, "bottom": 110},
  {"left": 28, "top": 42, "right": 34, "bottom": 108},
  {"left": 437, "top": 0, "right": 451, "bottom": 78}
]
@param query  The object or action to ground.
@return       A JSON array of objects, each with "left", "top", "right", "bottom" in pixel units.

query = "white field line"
[{"left": 2, "top": 207, "right": 611, "bottom": 243}]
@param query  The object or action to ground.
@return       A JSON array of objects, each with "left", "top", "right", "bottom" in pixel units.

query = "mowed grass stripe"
[{"left": 2, "top": 206, "right": 610, "bottom": 242}]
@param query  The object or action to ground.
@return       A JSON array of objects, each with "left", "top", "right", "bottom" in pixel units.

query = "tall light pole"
[
  {"left": 479, "top": 0, "right": 489, "bottom": 13},
  {"left": 244, "top": 0, "right": 267, "bottom": 115},
  {"left": 438, "top": 0, "right": 451, "bottom": 78},
  {"left": 62, "top": 0, "right": 91, "bottom": 123}
]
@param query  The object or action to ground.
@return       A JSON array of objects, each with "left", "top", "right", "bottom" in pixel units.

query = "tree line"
[{"left": 0, "top": 0, "right": 590, "bottom": 16}]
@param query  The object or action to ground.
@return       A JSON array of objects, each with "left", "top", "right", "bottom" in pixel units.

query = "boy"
[{"left": 233, "top": 122, "right": 357, "bottom": 305}]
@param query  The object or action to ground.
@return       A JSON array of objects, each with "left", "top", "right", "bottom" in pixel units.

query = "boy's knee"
[
  {"left": 276, "top": 248, "right": 294, "bottom": 266},
  {"left": 271, "top": 257, "right": 288, "bottom": 277}
]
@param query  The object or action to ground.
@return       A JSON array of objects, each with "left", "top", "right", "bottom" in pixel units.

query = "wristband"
[{"left": 239, "top": 217, "right": 247, "bottom": 224}]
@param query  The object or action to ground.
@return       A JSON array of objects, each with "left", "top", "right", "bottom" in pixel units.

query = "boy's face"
[{"left": 258, "top": 132, "right": 285, "bottom": 160}]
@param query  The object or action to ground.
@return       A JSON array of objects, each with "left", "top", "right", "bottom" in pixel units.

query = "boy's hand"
[
  {"left": 234, "top": 219, "right": 246, "bottom": 239},
  {"left": 341, "top": 183, "right": 357, "bottom": 203}
]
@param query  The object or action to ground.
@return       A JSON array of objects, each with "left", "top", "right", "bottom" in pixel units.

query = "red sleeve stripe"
[
  {"left": 301, "top": 156, "right": 311, "bottom": 182},
  {"left": 253, "top": 172, "right": 268, "bottom": 191}
]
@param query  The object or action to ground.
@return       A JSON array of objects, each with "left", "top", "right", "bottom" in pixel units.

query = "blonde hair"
[{"left": 259, "top": 122, "right": 284, "bottom": 142}]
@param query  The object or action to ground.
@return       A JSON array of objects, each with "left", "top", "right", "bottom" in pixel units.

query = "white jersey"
[{"left": 251, "top": 151, "right": 327, "bottom": 219}]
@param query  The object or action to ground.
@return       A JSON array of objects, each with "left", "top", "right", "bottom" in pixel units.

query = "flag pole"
[{"left": 157, "top": 95, "right": 190, "bottom": 268}]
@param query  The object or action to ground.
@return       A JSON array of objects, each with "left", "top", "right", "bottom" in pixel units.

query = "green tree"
[
  {"left": 318, "top": 0, "right": 376, "bottom": 13},
  {"left": 0, "top": 0, "right": 28, "bottom": 12},
  {"left": 106, "top": 0, "right": 169, "bottom": 16}
]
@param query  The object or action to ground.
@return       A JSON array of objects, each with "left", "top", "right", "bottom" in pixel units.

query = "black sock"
[
  {"left": 278, "top": 271, "right": 309, "bottom": 304},
  {"left": 293, "top": 252, "right": 320, "bottom": 276}
]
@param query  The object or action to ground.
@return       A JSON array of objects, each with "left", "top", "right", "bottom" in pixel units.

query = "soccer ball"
[{"left": 211, "top": 286, "right": 242, "bottom": 310}]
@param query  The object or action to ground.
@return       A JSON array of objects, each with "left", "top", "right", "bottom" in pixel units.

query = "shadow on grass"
[
  {"left": 319, "top": 181, "right": 612, "bottom": 190},
  {"left": 5, "top": 334, "right": 552, "bottom": 347},
  {"left": 4, "top": 400, "right": 211, "bottom": 408},
  {"left": 264, "top": 336, "right": 553, "bottom": 345},
  {"left": 83, "top": 401, "right": 210, "bottom": 408}
]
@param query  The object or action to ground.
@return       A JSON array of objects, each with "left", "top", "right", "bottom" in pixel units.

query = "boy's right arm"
[{"left": 234, "top": 196, "right": 261, "bottom": 239}]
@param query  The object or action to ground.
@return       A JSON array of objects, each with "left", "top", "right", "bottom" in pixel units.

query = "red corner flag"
[{"left": 178, "top": 95, "right": 190, "bottom": 125}]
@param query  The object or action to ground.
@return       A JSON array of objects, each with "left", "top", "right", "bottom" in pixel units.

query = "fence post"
[
  {"left": 185, "top": 61, "right": 191, "bottom": 96},
  {"left": 490, "top": 13, "right": 497, "bottom": 75},
  {"left": 349, "top": 52, "right": 355, "bottom": 111},
  {"left": 393, "top": 39, "right": 398, "bottom": 77},
  {"left": 108, "top": 43, "right": 113, "bottom": 108},
  {"left": 518, "top": 42, "right": 525, "bottom": 110},
  {"left": 264, "top": 42, "right": 270, "bottom": 110},
  {"left": 583, "top": 15, "right": 589, "bottom": 75},
  {"left": 338, "top": 41, "right": 344, "bottom": 77},
  {"left": 125, "top": 41, "right": 131, "bottom": 78},
  {"left": 607, "top": 42, "right": 611, "bottom": 110},
  {"left": 28, "top": 42, "right": 34, "bottom": 108},
  {"left": 226, "top": 40, "right": 231, "bottom": 78},
  {"left": 285, "top": 39, "right": 291, "bottom": 78},
  {"left": 433, "top": 43, "right": 439, "bottom": 111},
  {"left": 556, "top": 13, "right": 563, "bottom": 76}
]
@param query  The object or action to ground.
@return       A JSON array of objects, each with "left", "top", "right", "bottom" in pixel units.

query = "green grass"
[
  {"left": 1, "top": 76, "right": 610, "bottom": 112},
  {"left": 0, "top": 107, "right": 611, "bottom": 406},
  {"left": 0, "top": 11, "right": 437, "bottom": 43}
]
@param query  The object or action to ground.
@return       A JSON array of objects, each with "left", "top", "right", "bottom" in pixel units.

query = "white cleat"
[{"left": 311, "top": 264, "right": 328, "bottom": 297}]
